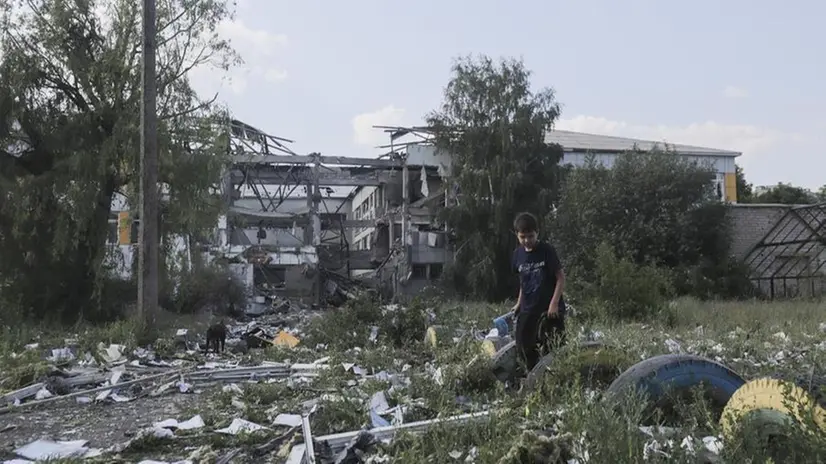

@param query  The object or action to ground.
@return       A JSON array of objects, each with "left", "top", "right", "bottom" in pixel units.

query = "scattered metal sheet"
[{"left": 286, "top": 411, "right": 491, "bottom": 464}]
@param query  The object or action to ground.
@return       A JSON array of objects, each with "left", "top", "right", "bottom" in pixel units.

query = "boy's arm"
[
  {"left": 547, "top": 245, "right": 565, "bottom": 309},
  {"left": 513, "top": 288, "right": 523, "bottom": 313},
  {"left": 512, "top": 250, "right": 522, "bottom": 312}
]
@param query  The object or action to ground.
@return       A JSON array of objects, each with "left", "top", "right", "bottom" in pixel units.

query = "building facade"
[{"left": 547, "top": 130, "right": 741, "bottom": 202}]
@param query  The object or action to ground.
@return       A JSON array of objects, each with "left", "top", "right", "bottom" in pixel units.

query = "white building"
[{"left": 548, "top": 130, "right": 741, "bottom": 202}]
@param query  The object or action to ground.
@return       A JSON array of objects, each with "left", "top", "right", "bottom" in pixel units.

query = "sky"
[{"left": 190, "top": 0, "right": 826, "bottom": 190}]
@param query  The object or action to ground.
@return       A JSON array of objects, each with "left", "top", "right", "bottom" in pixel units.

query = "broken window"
[
  {"left": 429, "top": 263, "right": 443, "bottom": 279},
  {"left": 411, "top": 264, "right": 427, "bottom": 278},
  {"left": 254, "top": 265, "right": 286, "bottom": 290},
  {"left": 107, "top": 214, "right": 118, "bottom": 244},
  {"left": 130, "top": 219, "right": 140, "bottom": 244},
  {"left": 393, "top": 223, "right": 402, "bottom": 242}
]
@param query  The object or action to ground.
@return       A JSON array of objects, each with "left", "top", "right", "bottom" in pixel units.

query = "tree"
[
  {"left": 426, "top": 55, "right": 564, "bottom": 301},
  {"left": 752, "top": 182, "right": 818, "bottom": 205},
  {"left": 0, "top": 0, "right": 237, "bottom": 323},
  {"left": 553, "top": 151, "right": 726, "bottom": 273},
  {"left": 552, "top": 151, "right": 752, "bottom": 301},
  {"left": 735, "top": 164, "right": 753, "bottom": 203}
]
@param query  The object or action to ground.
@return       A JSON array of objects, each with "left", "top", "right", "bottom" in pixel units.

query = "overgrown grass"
[
  {"left": 289, "top": 296, "right": 826, "bottom": 462},
  {"left": 2, "top": 295, "right": 825, "bottom": 462}
]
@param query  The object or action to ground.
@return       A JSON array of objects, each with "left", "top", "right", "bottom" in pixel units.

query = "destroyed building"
[
  {"left": 179, "top": 121, "right": 454, "bottom": 308},
  {"left": 348, "top": 140, "right": 453, "bottom": 298},
  {"left": 103, "top": 121, "right": 454, "bottom": 307}
]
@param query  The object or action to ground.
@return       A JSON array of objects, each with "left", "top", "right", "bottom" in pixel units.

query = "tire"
[
  {"left": 491, "top": 340, "right": 518, "bottom": 384},
  {"left": 605, "top": 354, "right": 746, "bottom": 424},
  {"left": 522, "top": 341, "right": 629, "bottom": 393},
  {"left": 720, "top": 377, "right": 826, "bottom": 441}
]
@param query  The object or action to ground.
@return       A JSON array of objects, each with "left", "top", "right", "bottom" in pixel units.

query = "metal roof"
[{"left": 545, "top": 130, "right": 741, "bottom": 157}]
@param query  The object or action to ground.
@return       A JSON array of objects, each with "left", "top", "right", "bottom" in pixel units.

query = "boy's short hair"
[{"left": 513, "top": 212, "right": 539, "bottom": 234}]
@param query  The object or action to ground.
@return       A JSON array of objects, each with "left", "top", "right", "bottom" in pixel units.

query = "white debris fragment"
[
  {"left": 137, "top": 460, "right": 193, "bottom": 464},
  {"left": 13, "top": 439, "right": 98, "bottom": 461},
  {"left": 273, "top": 413, "right": 303, "bottom": 427},
  {"left": 702, "top": 436, "right": 723, "bottom": 454},
  {"left": 47, "top": 348, "right": 75, "bottom": 363},
  {"left": 98, "top": 343, "right": 126, "bottom": 364},
  {"left": 222, "top": 383, "right": 244, "bottom": 395},
  {"left": 139, "top": 427, "right": 175, "bottom": 439},
  {"left": 664, "top": 339, "right": 682, "bottom": 353},
  {"left": 215, "top": 418, "right": 268, "bottom": 435},
  {"left": 34, "top": 387, "right": 53, "bottom": 400},
  {"left": 369, "top": 326, "right": 379, "bottom": 342},
  {"left": 642, "top": 439, "right": 671, "bottom": 460},
  {"left": 161, "top": 415, "right": 205, "bottom": 431},
  {"left": 369, "top": 391, "right": 390, "bottom": 414},
  {"left": 679, "top": 436, "right": 695, "bottom": 455}
]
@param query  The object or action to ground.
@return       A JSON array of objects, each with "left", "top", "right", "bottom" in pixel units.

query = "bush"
[
  {"left": 584, "top": 242, "right": 673, "bottom": 321},
  {"left": 172, "top": 265, "right": 247, "bottom": 315},
  {"left": 551, "top": 150, "right": 754, "bottom": 301},
  {"left": 672, "top": 257, "right": 758, "bottom": 301}
]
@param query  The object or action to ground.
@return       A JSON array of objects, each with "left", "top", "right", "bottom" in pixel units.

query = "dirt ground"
[{"left": 0, "top": 389, "right": 209, "bottom": 460}]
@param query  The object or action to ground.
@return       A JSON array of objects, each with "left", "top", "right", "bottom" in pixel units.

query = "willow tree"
[
  {"left": 0, "top": 0, "right": 238, "bottom": 322},
  {"left": 426, "top": 55, "right": 564, "bottom": 301}
]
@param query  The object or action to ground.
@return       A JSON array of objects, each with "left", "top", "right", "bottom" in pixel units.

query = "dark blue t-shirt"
[{"left": 512, "top": 241, "right": 566, "bottom": 314}]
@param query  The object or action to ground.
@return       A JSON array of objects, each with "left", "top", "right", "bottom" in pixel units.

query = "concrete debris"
[
  {"left": 153, "top": 415, "right": 206, "bottom": 431},
  {"left": 10, "top": 438, "right": 102, "bottom": 462},
  {"left": 215, "top": 418, "right": 268, "bottom": 435}
]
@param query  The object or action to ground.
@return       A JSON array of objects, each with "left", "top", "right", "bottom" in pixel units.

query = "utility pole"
[{"left": 138, "top": 0, "right": 159, "bottom": 331}]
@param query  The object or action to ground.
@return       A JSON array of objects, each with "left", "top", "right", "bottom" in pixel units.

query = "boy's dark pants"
[{"left": 515, "top": 309, "right": 566, "bottom": 373}]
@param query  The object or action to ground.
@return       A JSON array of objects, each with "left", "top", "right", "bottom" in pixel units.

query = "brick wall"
[
  {"left": 728, "top": 203, "right": 826, "bottom": 298},
  {"left": 727, "top": 204, "right": 792, "bottom": 259}
]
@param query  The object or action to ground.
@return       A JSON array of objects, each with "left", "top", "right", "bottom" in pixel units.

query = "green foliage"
[
  {"left": 173, "top": 265, "right": 247, "bottom": 315},
  {"left": 671, "top": 256, "right": 758, "bottom": 301},
  {"left": 303, "top": 294, "right": 430, "bottom": 351},
  {"left": 585, "top": 242, "right": 673, "bottom": 320},
  {"left": 752, "top": 182, "right": 820, "bottom": 205},
  {"left": 552, "top": 150, "right": 745, "bottom": 304},
  {"left": 0, "top": 0, "right": 238, "bottom": 323},
  {"left": 427, "top": 55, "right": 564, "bottom": 301},
  {"left": 735, "top": 164, "right": 754, "bottom": 203}
]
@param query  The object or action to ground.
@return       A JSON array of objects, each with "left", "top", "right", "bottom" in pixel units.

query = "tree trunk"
[{"left": 65, "top": 176, "right": 117, "bottom": 323}]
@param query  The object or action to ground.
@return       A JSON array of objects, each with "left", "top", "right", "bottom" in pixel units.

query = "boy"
[{"left": 511, "top": 212, "right": 567, "bottom": 373}]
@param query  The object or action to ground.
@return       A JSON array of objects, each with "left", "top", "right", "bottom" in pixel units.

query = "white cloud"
[
  {"left": 722, "top": 85, "right": 749, "bottom": 99},
  {"left": 352, "top": 106, "right": 407, "bottom": 147},
  {"left": 190, "top": 19, "right": 288, "bottom": 97},
  {"left": 554, "top": 115, "right": 797, "bottom": 157}
]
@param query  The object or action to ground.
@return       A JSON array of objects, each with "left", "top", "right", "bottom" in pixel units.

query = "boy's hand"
[{"left": 547, "top": 302, "right": 559, "bottom": 318}]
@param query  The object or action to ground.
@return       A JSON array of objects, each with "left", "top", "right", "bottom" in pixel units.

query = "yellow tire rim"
[{"left": 720, "top": 377, "right": 826, "bottom": 440}]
